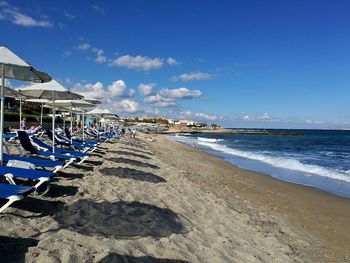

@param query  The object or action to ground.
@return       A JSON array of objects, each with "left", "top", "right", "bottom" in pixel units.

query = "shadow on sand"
[
  {"left": 120, "top": 146, "right": 154, "bottom": 156},
  {"left": 54, "top": 200, "right": 186, "bottom": 238},
  {"left": 0, "top": 235, "right": 38, "bottom": 262},
  {"left": 109, "top": 150, "right": 151, "bottom": 160},
  {"left": 71, "top": 163, "right": 94, "bottom": 171},
  {"left": 56, "top": 171, "right": 85, "bottom": 180},
  {"left": 12, "top": 197, "right": 65, "bottom": 217},
  {"left": 98, "top": 253, "right": 188, "bottom": 263},
  {"left": 108, "top": 157, "right": 159, "bottom": 170},
  {"left": 84, "top": 160, "right": 103, "bottom": 166},
  {"left": 45, "top": 184, "right": 79, "bottom": 198},
  {"left": 100, "top": 167, "right": 166, "bottom": 183}
]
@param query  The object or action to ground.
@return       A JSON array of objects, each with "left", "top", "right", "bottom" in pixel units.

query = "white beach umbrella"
[
  {"left": 79, "top": 92, "right": 101, "bottom": 104},
  {"left": 87, "top": 108, "right": 111, "bottom": 116},
  {"left": 18, "top": 80, "right": 83, "bottom": 153},
  {"left": 0, "top": 46, "right": 51, "bottom": 163},
  {"left": 48, "top": 100, "right": 95, "bottom": 142}
]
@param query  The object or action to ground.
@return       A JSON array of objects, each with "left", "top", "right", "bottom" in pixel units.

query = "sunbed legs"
[
  {"left": 34, "top": 177, "right": 50, "bottom": 195},
  {"left": 63, "top": 158, "right": 76, "bottom": 168},
  {"left": 4, "top": 173, "right": 16, "bottom": 185},
  {"left": 0, "top": 195, "right": 23, "bottom": 213},
  {"left": 53, "top": 165, "right": 63, "bottom": 173},
  {"left": 77, "top": 155, "right": 89, "bottom": 164},
  {"left": 4, "top": 173, "right": 51, "bottom": 195}
]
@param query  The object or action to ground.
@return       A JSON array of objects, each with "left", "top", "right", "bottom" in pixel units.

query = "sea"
[{"left": 169, "top": 129, "right": 350, "bottom": 199}]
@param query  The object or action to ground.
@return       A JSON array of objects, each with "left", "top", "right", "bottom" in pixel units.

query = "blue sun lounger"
[
  {"left": 64, "top": 128, "right": 99, "bottom": 146},
  {"left": 45, "top": 129, "right": 96, "bottom": 153},
  {"left": 17, "top": 131, "right": 76, "bottom": 168},
  {"left": 30, "top": 137, "right": 90, "bottom": 164},
  {"left": 0, "top": 184, "right": 34, "bottom": 213},
  {"left": 3, "top": 153, "right": 64, "bottom": 173},
  {"left": 0, "top": 166, "right": 55, "bottom": 195}
]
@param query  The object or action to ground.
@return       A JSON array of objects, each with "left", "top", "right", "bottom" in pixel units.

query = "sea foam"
[{"left": 197, "top": 141, "right": 350, "bottom": 183}]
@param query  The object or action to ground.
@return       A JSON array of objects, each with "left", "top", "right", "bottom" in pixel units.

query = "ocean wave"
[
  {"left": 197, "top": 137, "right": 223, "bottom": 143},
  {"left": 197, "top": 141, "right": 350, "bottom": 183}
]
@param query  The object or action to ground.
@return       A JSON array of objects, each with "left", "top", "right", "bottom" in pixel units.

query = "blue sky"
[{"left": 1, "top": 0, "right": 349, "bottom": 128}]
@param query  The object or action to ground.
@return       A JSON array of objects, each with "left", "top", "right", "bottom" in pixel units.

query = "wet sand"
[{"left": 0, "top": 134, "right": 349, "bottom": 262}]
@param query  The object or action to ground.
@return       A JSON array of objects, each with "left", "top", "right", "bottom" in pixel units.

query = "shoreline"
[
  {"left": 1, "top": 134, "right": 349, "bottom": 262},
  {"left": 168, "top": 133, "right": 350, "bottom": 199},
  {"left": 148, "top": 134, "right": 350, "bottom": 261}
]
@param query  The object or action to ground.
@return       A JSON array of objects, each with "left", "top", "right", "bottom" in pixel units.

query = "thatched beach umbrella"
[{"left": 0, "top": 46, "right": 51, "bottom": 163}]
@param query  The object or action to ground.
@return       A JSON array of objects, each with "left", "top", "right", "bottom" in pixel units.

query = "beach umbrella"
[
  {"left": 0, "top": 46, "right": 51, "bottom": 163},
  {"left": 87, "top": 108, "right": 113, "bottom": 131},
  {"left": 86, "top": 108, "right": 111, "bottom": 116},
  {"left": 18, "top": 80, "right": 82, "bottom": 153},
  {"left": 48, "top": 100, "right": 95, "bottom": 142},
  {"left": 80, "top": 92, "right": 101, "bottom": 104}
]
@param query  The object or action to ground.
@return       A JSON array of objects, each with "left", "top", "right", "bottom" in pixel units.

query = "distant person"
[{"left": 192, "top": 142, "right": 197, "bottom": 148}]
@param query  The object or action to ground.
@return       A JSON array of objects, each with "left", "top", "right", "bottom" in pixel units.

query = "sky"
[{"left": 1, "top": 0, "right": 349, "bottom": 129}]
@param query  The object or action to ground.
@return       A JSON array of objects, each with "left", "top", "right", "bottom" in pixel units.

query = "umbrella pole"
[
  {"left": 52, "top": 92, "right": 55, "bottom": 153},
  {"left": 82, "top": 110, "right": 85, "bottom": 141},
  {"left": 40, "top": 102, "right": 43, "bottom": 125},
  {"left": 19, "top": 96, "right": 22, "bottom": 130},
  {"left": 70, "top": 105, "right": 73, "bottom": 144},
  {"left": 0, "top": 64, "right": 5, "bottom": 164}
]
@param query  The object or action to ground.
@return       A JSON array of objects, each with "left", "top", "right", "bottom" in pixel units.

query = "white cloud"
[
  {"left": 63, "top": 11, "right": 76, "bottom": 19},
  {"left": 138, "top": 83, "right": 156, "bottom": 97},
  {"left": 92, "top": 5, "right": 105, "bottom": 15},
  {"left": 73, "top": 81, "right": 105, "bottom": 98},
  {"left": 241, "top": 114, "right": 250, "bottom": 120},
  {"left": 73, "top": 80, "right": 134, "bottom": 99},
  {"left": 194, "top": 112, "right": 217, "bottom": 121},
  {"left": 258, "top": 113, "right": 271, "bottom": 120},
  {"left": 171, "top": 72, "right": 213, "bottom": 82},
  {"left": 128, "top": 89, "right": 136, "bottom": 97},
  {"left": 92, "top": 48, "right": 107, "bottom": 63},
  {"left": 75, "top": 43, "right": 91, "bottom": 50},
  {"left": 95, "top": 55, "right": 107, "bottom": 63},
  {"left": 159, "top": 87, "right": 202, "bottom": 99},
  {"left": 62, "top": 51, "right": 72, "bottom": 58},
  {"left": 109, "top": 55, "right": 164, "bottom": 71},
  {"left": 144, "top": 94, "right": 176, "bottom": 107},
  {"left": 0, "top": 2, "right": 53, "bottom": 28},
  {"left": 115, "top": 99, "right": 139, "bottom": 113},
  {"left": 167, "top": 57, "right": 180, "bottom": 66},
  {"left": 306, "top": 120, "right": 324, "bottom": 124},
  {"left": 108, "top": 80, "right": 126, "bottom": 97}
]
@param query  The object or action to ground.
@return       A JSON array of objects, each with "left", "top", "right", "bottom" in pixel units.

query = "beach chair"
[
  {"left": 30, "top": 137, "right": 90, "bottom": 164},
  {"left": 65, "top": 128, "right": 99, "bottom": 146},
  {"left": 3, "top": 153, "right": 64, "bottom": 173},
  {"left": 45, "top": 129, "right": 96, "bottom": 153},
  {"left": 0, "top": 166, "right": 55, "bottom": 194},
  {"left": 0, "top": 184, "right": 34, "bottom": 213},
  {"left": 17, "top": 131, "right": 76, "bottom": 168}
]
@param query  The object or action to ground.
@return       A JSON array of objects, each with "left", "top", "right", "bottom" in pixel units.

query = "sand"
[{"left": 0, "top": 134, "right": 349, "bottom": 262}]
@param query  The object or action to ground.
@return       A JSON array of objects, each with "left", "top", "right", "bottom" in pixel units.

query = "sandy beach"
[{"left": 1, "top": 133, "right": 349, "bottom": 262}]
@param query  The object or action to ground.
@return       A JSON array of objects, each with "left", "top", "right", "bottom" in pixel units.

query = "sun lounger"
[
  {"left": 45, "top": 129, "right": 96, "bottom": 153},
  {"left": 64, "top": 128, "right": 99, "bottom": 146},
  {"left": 17, "top": 131, "right": 76, "bottom": 168},
  {"left": 0, "top": 166, "right": 55, "bottom": 194},
  {"left": 3, "top": 153, "right": 64, "bottom": 173},
  {"left": 30, "top": 137, "right": 90, "bottom": 164},
  {"left": 0, "top": 184, "right": 34, "bottom": 213}
]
